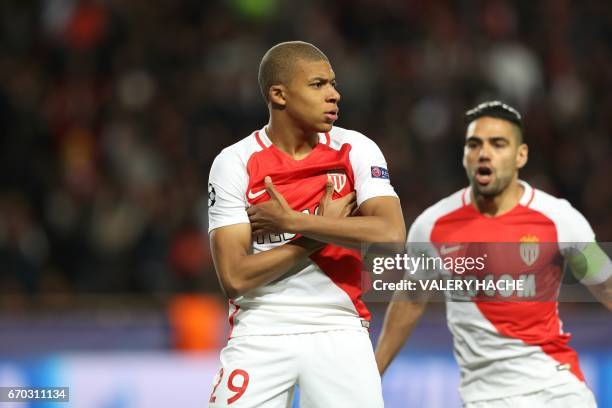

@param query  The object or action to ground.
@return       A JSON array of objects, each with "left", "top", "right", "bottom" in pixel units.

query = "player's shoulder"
[
  {"left": 209, "top": 131, "right": 265, "bottom": 185},
  {"left": 211, "top": 131, "right": 263, "bottom": 170},
  {"left": 528, "top": 184, "right": 584, "bottom": 219},
  {"left": 417, "top": 188, "right": 466, "bottom": 225},
  {"left": 409, "top": 188, "right": 466, "bottom": 241},
  {"left": 328, "top": 125, "right": 379, "bottom": 150},
  {"left": 526, "top": 181, "right": 594, "bottom": 240}
]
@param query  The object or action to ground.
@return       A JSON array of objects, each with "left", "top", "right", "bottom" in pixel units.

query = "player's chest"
[
  {"left": 245, "top": 146, "right": 354, "bottom": 212},
  {"left": 432, "top": 210, "right": 562, "bottom": 275},
  {"left": 432, "top": 207, "right": 558, "bottom": 243}
]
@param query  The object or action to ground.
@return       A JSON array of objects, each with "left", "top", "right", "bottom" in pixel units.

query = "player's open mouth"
[
  {"left": 475, "top": 166, "right": 493, "bottom": 185},
  {"left": 324, "top": 110, "right": 338, "bottom": 121}
]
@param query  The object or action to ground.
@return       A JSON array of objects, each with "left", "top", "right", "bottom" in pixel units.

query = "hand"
[
  {"left": 318, "top": 181, "right": 357, "bottom": 218},
  {"left": 247, "top": 176, "right": 297, "bottom": 235}
]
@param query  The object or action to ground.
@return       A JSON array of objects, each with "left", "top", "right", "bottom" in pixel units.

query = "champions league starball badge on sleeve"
[{"left": 208, "top": 183, "right": 216, "bottom": 208}]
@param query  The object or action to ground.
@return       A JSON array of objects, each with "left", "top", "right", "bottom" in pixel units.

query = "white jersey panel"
[
  {"left": 408, "top": 189, "right": 464, "bottom": 243},
  {"left": 528, "top": 187, "right": 595, "bottom": 246},
  {"left": 406, "top": 189, "right": 464, "bottom": 280},
  {"left": 330, "top": 127, "right": 398, "bottom": 207},
  {"left": 446, "top": 301, "right": 579, "bottom": 402},
  {"left": 231, "top": 254, "right": 364, "bottom": 337},
  {"left": 207, "top": 135, "right": 260, "bottom": 233}
]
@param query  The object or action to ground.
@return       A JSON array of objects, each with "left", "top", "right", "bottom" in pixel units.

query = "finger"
[
  {"left": 265, "top": 176, "right": 292, "bottom": 211},
  {"left": 347, "top": 194, "right": 357, "bottom": 206},
  {"left": 342, "top": 199, "right": 356, "bottom": 216},
  {"left": 246, "top": 206, "right": 257, "bottom": 216},
  {"left": 264, "top": 176, "right": 279, "bottom": 201},
  {"left": 339, "top": 191, "right": 357, "bottom": 204},
  {"left": 320, "top": 181, "right": 334, "bottom": 213},
  {"left": 252, "top": 228, "right": 265, "bottom": 236},
  {"left": 324, "top": 180, "right": 333, "bottom": 199},
  {"left": 250, "top": 221, "right": 266, "bottom": 233},
  {"left": 253, "top": 227, "right": 274, "bottom": 236},
  {"left": 249, "top": 214, "right": 261, "bottom": 225}
]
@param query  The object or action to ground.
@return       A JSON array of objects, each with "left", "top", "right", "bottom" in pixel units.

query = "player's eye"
[{"left": 311, "top": 82, "right": 323, "bottom": 88}]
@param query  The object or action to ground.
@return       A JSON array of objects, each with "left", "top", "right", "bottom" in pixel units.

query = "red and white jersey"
[
  {"left": 408, "top": 181, "right": 604, "bottom": 403},
  {"left": 208, "top": 125, "right": 397, "bottom": 338}
]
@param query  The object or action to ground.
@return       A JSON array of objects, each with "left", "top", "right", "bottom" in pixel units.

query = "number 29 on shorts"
[{"left": 209, "top": 368, "right": 250, "bottom": 405}]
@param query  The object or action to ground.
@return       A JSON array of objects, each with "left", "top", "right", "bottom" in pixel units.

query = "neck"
[
  {"left": 266, "top": 114, "right": 319, "bottom": 160},
  {"left": 472, "top": 177, "right": 524, "bottom": 217}
]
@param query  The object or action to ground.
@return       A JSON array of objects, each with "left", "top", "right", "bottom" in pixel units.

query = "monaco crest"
[
  {"left": 327, "top": 172, "right": 347, "bottom": 194},
  {"left": 519, "top": 234, "right": 540, "bottom": 266}
]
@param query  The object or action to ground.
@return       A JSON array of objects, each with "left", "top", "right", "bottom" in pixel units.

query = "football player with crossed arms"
[
  {"left": 207, "top": 41, "right": 405, "bottom": 407},
  {"left": 375, "top": 101, "right": 612, "bottom": 407}
]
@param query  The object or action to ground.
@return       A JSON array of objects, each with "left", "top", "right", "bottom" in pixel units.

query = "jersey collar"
[{"left": 254, "top": 127, "right": 330, "bottom": 150}]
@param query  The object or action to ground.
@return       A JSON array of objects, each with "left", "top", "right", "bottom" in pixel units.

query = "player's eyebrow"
[
  {"left": 466, "top": 135, "right": 509, "bottom": 143},
  {"left": 309, "top": 76, "right": 336, "bottom": 83},
  {"left": 486, "top": 136, "right": 511, "bottom": 144}
]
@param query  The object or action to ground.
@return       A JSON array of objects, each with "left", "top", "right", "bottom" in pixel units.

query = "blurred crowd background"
[{"left": 1, "top": 0, "right": 611, "bottom": 301}]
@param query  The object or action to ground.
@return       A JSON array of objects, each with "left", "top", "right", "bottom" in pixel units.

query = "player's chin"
[
  {"left": 317, "top": 121, "right": 334, "bottom": 132},
  {"left": 473, "top": 182, "right": 500, "bottom": 197}
]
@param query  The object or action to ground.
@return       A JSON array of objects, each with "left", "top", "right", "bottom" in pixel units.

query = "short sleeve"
[
  {"left": 556, "top": 200, "right": 596, "bottom": 254},
  {"left": 207, "top": 149, "right": 249, "bottom": 233},
  {"left": 348, "top": 134, "right": 398, "bottom": 207},
  {"left": 405, "top": 212, "right": 443, "bottom": 281}
]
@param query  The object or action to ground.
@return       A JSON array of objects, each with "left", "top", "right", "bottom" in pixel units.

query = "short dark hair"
[
  {"left": 258, "top": 41, "right": 329, "bottom": 102},
  {"left": 465, "top": 101, "right": 524, "bottom": 142}
]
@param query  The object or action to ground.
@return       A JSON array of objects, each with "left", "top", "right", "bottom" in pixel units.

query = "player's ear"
[
  {"left": 516, "top": 143, "right": 528, "bottom": 169},
  {"left": 268, "top": 84, "right": 287, "bottom": 108}
]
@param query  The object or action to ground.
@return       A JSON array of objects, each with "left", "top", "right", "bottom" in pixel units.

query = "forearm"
[
  {"left": 213, "top": 237, "right": 323, "bottom": 298},
  {"left": 290, "top": 212, "right": 405, "bottom": 246},
  {"left": 375, "top": 300, "right": 427, "bottom": 375},
  {"left": 588, "top": 277, "right": 612, "bottom": 311}
]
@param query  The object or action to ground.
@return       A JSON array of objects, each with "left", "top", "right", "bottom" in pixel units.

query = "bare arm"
[
  {"left": 248, "top": 177, "right": 406, "bottom": 246},
  {"left": 292, "top": 196, "right": 405, "bottom": 245},
  {"left": 375, "top": 299, "right": 428, "bottom": 375},
  {"left": 210, "top": 224, "right": 323, "bottom": 298},
  {"left": 588, "top": 277, "right": 612, "bottom": 311}
]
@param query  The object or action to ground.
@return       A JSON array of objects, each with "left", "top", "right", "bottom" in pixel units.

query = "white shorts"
[
  {"left": 208, "top": 329, "right": 384, "bottom": 408},
  {"left": 464, "top": 379, "right": 597, "bottom": 408}
]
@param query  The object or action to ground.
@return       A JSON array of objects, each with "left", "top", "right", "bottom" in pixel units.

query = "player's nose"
[
  {"left": 327, "top": 86, "right": 341, "bottom": 104},
  {"left": 478, "top": 144, "right": 492, "bottom": 160}
]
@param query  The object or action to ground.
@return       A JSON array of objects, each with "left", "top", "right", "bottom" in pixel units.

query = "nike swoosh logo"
[
  {"left": 556, "top": 363, "right": 571, "bottom": 371},
  {"left": 248, "top": 188, "right": 266, "bottom": 200},
  {"left": 440, "top": 245, "right": 461, "bottom": 255}
]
